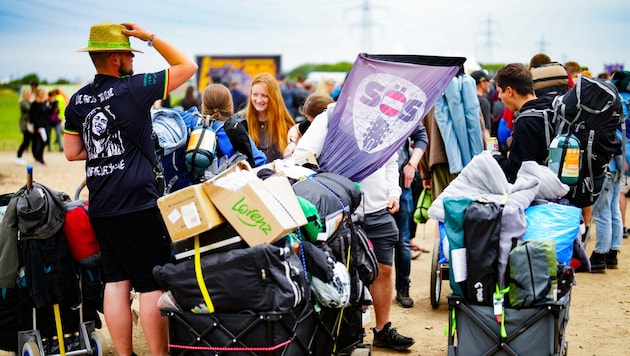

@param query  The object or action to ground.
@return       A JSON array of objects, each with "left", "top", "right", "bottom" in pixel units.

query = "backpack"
[
  {"left": 152, "top": 107, "right": 198, "bottom": 192},
  {"left": 611, "top": 71, "right": 630, "bottom": 177},
  {"left": 530, "top": 62, "right": 570, "bottom": 97},
  {"left": 153, "top": 108, "right": 261, "bottom": 193},
  {"left": 550, "top": 75, "right": 622, "bottom": 207},
  {"left": 526, "top": 75, "right": 623, "bottom": 208},
  {"left": 507, "top": 239, "right": 557, "bottom": 308}
]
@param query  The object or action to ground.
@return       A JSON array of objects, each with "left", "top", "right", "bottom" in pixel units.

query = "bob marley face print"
[{"left": 83, "top": 106, "right": 124, "bottom": 159}]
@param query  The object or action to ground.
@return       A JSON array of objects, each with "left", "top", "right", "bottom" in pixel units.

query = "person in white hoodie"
[{"left": 294, "top": 103, "right": 415, "bottom": 351}]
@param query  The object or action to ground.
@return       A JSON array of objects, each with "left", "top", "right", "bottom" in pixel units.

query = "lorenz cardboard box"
[
  {"left": 202, "top": 161, "right": 307, "bottom": 246},
  {"left": 157, "top": 183, "right": 225, "bottom": 241}
]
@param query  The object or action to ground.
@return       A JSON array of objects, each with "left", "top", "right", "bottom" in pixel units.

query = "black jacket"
[{"left": 495, "top": 96, "right": 554, "bottom": 183}]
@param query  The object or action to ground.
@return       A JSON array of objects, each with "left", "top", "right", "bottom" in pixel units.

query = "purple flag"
[{"left": 318, "top": 53, "right": 465, "bottom": 182}]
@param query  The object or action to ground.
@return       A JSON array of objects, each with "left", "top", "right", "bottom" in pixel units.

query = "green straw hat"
[{"left": 77, "top": 22, "right": 143, "bottom": 53}]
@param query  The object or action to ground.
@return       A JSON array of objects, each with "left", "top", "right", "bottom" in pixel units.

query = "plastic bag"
[
  {"left": 523, "top": 203, "right": 581, "bottom": 265},
  {"left": 310, "top": 261, "right": 351, "bottom": 308}
]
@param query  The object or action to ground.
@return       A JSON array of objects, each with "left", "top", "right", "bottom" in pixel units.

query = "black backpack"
[
  {"left": 550, "top": 75, "right": 622, "bottom": 207},
  {"left": 522, "top": 75, "right": 622, "bottom": 207}
]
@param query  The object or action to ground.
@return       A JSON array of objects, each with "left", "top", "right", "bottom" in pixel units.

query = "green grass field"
[
  {"left": 0, "top": 89, "right": 21, "bottom": 151},
  {"left": 0, "top": 85, "right": 88, "bottom": 151}
]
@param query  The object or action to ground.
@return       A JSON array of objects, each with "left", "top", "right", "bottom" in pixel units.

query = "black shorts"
[
  {"left": 364, "top": 208, "right": 399, "bottom": 266},
  {"left": 90, "top": 207, "right": 172, "bottom": 292}
]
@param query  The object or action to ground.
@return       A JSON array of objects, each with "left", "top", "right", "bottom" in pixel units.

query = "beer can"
[{"left": 486, "top": 137, "right": 499, "bottom": 154}]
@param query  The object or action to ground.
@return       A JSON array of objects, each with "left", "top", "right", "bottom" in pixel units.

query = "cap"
[
  {"left": 77, "top": 23, "right": 143, "bottom": 53},
  {"left": 471, "top": 70, "right": 489, "bottom": 85}
]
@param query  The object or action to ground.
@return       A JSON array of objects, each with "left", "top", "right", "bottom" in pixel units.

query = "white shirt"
[{"left": 294, "top": 104, "right": 401, "bottom": 214}]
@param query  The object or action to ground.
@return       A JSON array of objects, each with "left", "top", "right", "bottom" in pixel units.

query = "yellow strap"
[
  {"left": 53, "top": 303, "right": 66, "bottom": 356},
  {"left": 194, "top": 235, "right": 215, "bottom": 313}
]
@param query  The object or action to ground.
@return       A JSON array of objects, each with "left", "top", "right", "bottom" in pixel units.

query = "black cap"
[{"left": 471, "top": 70, "right": 488, "bottom": 85}]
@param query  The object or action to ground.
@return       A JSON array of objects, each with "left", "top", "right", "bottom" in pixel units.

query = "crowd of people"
[
  {"left": 12, "top": 21, "right": 626, "bottom": 354},
  {"left": 15, "top": 81, "right": 67, "bottom": 166}
]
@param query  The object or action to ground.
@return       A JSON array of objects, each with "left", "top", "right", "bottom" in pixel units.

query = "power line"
[{"left": 344, "top": 0, "right": 386, "bottom": 53}]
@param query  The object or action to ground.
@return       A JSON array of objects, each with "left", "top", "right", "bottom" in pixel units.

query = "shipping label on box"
[
  {"left": 203, "top": 161, "right": 307, "bottom": 246},
  {"left": 157, "top": 183, "right": 225, "bottom": 241}
]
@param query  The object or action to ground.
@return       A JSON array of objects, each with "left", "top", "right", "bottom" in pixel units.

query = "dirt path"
[{"left": 1, "top": 151, "right": 629, "bottom": 355}]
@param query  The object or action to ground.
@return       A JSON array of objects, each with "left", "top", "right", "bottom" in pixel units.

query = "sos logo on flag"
[{"left": 353, "top": 73, "right": 426, "bottom": 153}]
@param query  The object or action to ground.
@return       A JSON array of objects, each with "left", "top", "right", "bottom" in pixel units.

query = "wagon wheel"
[
  {"left": 430, "top": 237, "right": 442, "bottom": 309},
  {"left": 21, "top": 340, "right": 41, "bottom": 356}
]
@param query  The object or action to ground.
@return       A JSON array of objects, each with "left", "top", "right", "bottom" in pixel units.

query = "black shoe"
[
  {"left": 590, "top": 252, "right": 607, "bottom": 273},
  {"left": 623, "top": 228, "right": 629, "bottom": 239},
  {"left": 372, "top": 322, "right": 415, "bottom": 351},
  {"left": 606, "top": 250, "right": 619, "bottom": 269},
  {"left": 396, "top": 289, "right": 414, "bottom": 308}
]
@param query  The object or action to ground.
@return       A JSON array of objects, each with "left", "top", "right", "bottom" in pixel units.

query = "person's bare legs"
[
  {"left": 103, "top": 280, "right": 133, "bottom": 356},
  {"left": 139, "top": 290, "right": 169, "bottom": 356},
  {"left": 370, "top": 263, "right": 393, "bottom": 330}
]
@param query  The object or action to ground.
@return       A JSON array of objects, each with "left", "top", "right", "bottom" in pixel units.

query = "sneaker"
[
  {"left": 396, "top": 289, "right": 414, "bottom": 308},
  {"left": 623, "top": 228, "right": 629, "bottom": 239},
  {"left": 589, "top": 252, "right": 607, "bottom": 273},
  {"left": 372, "top": 322, "right": 415, "bottom": 351},
  {"left": 606, "top": 250, "right": 618, "bottom": 269},
  {"left": 15, "top": 157, "right": 27, "bottom": 165}
]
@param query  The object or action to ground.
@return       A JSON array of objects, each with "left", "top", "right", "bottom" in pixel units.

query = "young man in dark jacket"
[{"left": 492, "top": 63, "right": 554, "bottom": 183}]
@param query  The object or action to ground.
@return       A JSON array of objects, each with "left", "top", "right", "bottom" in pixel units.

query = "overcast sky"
[{"left": 1, "top": 0, "right": 627, "bottom": 84}]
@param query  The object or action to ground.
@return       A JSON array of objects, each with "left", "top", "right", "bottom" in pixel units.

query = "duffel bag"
[{"left": 153, "top": 242, "right": 307, "bottom": 313}]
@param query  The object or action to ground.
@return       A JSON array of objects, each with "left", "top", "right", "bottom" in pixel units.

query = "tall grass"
[{"left": 0, "top": 89, "right": 21, "bottom": 151}]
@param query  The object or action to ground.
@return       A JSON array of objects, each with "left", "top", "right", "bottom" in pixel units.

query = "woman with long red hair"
[{"left": 245, "top": 72, "right": 295, "bottom": 161}]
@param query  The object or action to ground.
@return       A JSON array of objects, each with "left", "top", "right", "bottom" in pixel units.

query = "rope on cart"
[
  {"left": 306, "top": 177, "right": 353, "bottom": 354},
  {"left": 168, "top": 339, "right": 292, "bottom": 352},
  {"left": 267, "top": 191, "right": 308, "bottom": 279}
]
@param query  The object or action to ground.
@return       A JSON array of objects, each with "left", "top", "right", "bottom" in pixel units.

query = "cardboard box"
[
  {"left": 157, "top": 183, "right": 225, "bottom": 241},
  {"left": 202, "top": 161, "right": 307, "bottom": 246},
  {"left": 291, "top": 151, "right": 318, "bottom": 167}
]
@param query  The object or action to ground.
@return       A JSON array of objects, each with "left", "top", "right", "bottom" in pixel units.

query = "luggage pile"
[
  {"left": 155, "top": 157, "right": 375, "bottom": 355},
  {"left": 442, "top": 197, "right": 576, "bottom": 356},
  {"left": 0, "top": 170, "right": 106, "bottom": 355}
]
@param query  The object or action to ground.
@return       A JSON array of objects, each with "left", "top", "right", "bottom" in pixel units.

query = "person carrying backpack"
[{"left": 491, "top": 63, "right": 554, "bottom": 183}]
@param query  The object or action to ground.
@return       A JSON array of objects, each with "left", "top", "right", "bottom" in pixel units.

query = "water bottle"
[
  {"left": 185, "top": 127, "right": 217, "bottom": 175},
  {"left": 548, "top": 134, "right": 580, "bottom": 185}
]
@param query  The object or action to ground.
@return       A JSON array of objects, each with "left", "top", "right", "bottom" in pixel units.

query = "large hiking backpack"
[
  {"left": 549, "top": 74, "right": 622, "bottom": 207},
  {"left": 152, "top": 107, "right": 198, "bottom": 192},
  {"left": 530, "top": 62, "right": 570, "bottom": 98},
  {"left": 524, "top": 75, "right": 622, "bottom": 207}
]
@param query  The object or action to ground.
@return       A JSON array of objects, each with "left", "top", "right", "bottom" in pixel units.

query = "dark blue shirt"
[{"left": 65, "top": 72, "right": 167, "bottom": 217}]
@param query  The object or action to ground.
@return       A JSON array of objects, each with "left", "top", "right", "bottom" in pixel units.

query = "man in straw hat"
[{"left": 64, "top": 22, "right": 197, "bottom": 356}]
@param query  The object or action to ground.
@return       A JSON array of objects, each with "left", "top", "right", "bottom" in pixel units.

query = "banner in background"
[
  {"left": 196, "top": 55, "right": 281, "bottom": 95},
  {"left": 318, "top": 53, "right": 466, "bottom": 182}
]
